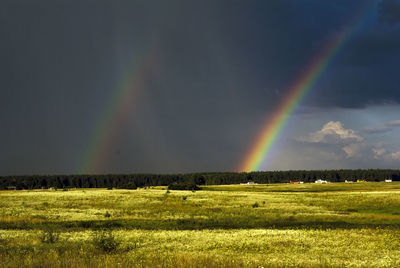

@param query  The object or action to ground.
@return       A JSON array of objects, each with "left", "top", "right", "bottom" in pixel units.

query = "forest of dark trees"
[{"left": 0, "top": 169, "right": 399, "bottom": 190}]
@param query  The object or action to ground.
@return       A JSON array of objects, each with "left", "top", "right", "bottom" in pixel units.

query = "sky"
[{"left": 1, "top": 0, "right": 400, "bottom": 175}]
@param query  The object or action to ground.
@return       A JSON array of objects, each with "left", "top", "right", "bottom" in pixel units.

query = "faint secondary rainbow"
[
  {"left": 239, "top": 2, "right": 375, "bottom": 172},
  {"left": 77, "top": 47, "right": 156, "bottom": 174}
]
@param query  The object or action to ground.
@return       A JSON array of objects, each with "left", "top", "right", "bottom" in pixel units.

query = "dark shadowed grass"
[{"left": 0, "top": 218, "right": 399, "bottom": 231}]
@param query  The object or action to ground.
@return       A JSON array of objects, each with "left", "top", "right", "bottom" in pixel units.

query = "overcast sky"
[{"left": 1, "top": 0, "right": 400, "bottom": 175}]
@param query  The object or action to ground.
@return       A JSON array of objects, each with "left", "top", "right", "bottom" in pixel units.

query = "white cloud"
[
  {"left": 387, "top": 151, "right": 400, "bottom": 161},
  {"left": 371, "top": 148, "right": 400, "bottom": 162},
  {"left": 342, "top": 143, "right": 367, "bottom": 158},
  {"left": 297, "top": 120, "right": 400, "bottom": 163},
  {"left": 364, "top": 119, "right": 400, "bottom": 134},
  {"left": 372, "top": 148, "right": 386, "bottom": 159},
  {"left": 387, "top": 120, "right": 400, "bottom": 127},
  {"left": 303, "top": 121, "right": 363, "bottom": 144}
]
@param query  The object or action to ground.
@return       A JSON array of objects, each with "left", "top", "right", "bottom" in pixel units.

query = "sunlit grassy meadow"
[{"left": 1, "top": 182, "right": 399, "bottom": 267}]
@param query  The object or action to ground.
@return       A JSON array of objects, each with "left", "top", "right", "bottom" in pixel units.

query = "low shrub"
[
  {"left": 40, "top": 227, "right": 60, "bottom": 243},
  {"left": 168, "top": 182, "right": 200, "bottom": 191},
  {"left": 92, "top": 230, "right": 121, "bottom": 253},
  {"left": 118, "top": 182, "right": 137, "bottom": 190}
]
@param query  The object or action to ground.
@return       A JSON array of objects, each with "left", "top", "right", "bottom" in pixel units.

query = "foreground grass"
[
  {"left": 0, "top": 182, "right": 399, "bottom": 267},
  {"left": 1, "top": 228, "right": 399, "bottom": 267}
]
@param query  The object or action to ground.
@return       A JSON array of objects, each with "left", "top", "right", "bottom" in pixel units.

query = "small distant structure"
[
  {"left": 7, "top": 186, "right": 16, "bottom": 190},
  {"left": 315, "top": 179, "right": 328, "bottom": 184},
  {"left": 385, "top": 179, "right": 392, "bottom": 183},
  {"left": 290, "top": 180, "right": 304, "bottom": 184},
  {"left": 240, "top": 181, "right": 257, "bottom": 185},
  {"left": 345, "top": 180, "right": 354, "bottom": 183}
]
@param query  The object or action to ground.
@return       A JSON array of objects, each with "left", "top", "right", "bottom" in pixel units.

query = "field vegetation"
[{"left": 0, "top": 182, "right": 399, "bottom": 267}]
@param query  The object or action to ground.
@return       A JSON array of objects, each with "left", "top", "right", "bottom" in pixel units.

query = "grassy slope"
[{"left": 0, "top": 182, "right": 399, "bottom": 267}]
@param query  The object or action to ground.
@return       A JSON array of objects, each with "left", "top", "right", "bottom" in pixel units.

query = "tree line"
[{"left": 0, "top": 169, "right": 399, "bottom": 190}]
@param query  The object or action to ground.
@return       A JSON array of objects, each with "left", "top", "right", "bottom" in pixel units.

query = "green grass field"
[{"left": 0, "top": 182, "right": 399, "bottom": 267}]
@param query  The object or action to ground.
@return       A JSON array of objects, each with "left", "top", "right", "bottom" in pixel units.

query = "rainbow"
[
  {"left": 239, "top": 2, "right": 375, "bottom": 172},
  {"left": 77, "top": 47, "right": 156, "bottom": 174}
]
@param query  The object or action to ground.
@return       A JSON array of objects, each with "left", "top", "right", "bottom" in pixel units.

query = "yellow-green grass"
[
  {"left": 203, "top": 181, "right": 400, "bottom": 192},
  {"left": 1, "top": 228, "right": 399, "bottom": 267},
  {"left": 0, "top": 182, "right": 399, "bottom": 267}
]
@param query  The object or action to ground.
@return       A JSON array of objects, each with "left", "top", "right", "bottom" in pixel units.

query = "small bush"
[
  {"left": 168, "top": 182, "right": 200, "bottom": 191},
  {"left": 40, "top": 227, "right": 60, "bottom": 243},
  {"left": 0, "top": 233, "right": 5, "bottom": 246},
  {"left": 182, "top": 196, "right": 187, "bottom": 201},
  {"left": 92, "top": 230, "right": 121, "bottom": 253},
  {"left": 346, "top": 209, "right": 358, "bottom": 212},
  {"left": 104, "top": 211, "right": 111, "bottom": 218},
  {"left": 118, "top": 182, "right": 137, "bottom": 190},
  {"left": 252, "top": 202, "right": 259, "bottom": 208}
]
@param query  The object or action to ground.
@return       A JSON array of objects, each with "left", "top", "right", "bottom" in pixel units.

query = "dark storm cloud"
[
  {"left": 379, "top": 0, "right": 400, "bottom": 24},
  {"left": 0, "top": 0, "right": 119, "bottom": 174},
  {"left": 304, "top": 2, "right": 400, "bottom": 108},
  {"left": 0, "top": 0, "right": 399, "bottom": 174}
]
